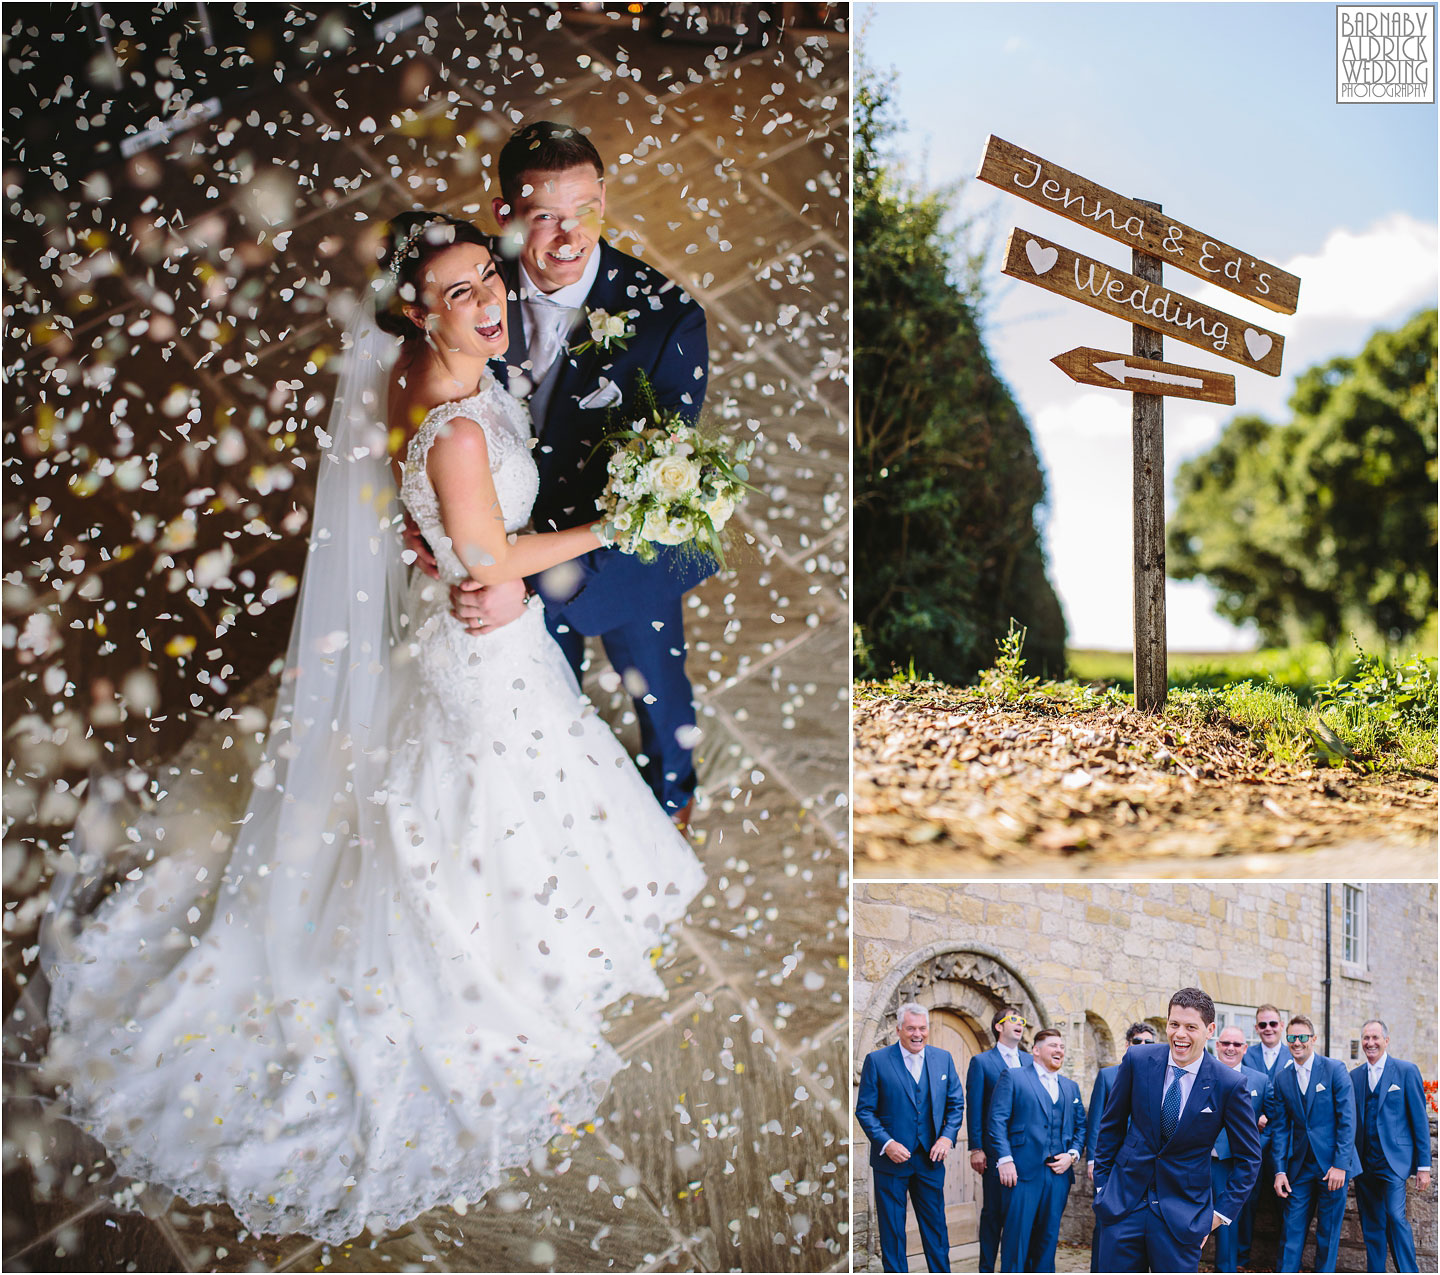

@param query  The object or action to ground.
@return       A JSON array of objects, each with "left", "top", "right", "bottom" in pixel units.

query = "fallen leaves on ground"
[{"left": 853, "top": 689, "right": 1437, "bottom": 875}]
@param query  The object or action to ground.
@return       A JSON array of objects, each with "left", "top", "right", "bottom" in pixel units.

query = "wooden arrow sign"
[
  {"left": 1002, "top": 228, "right": 1286, "bottom": 377},
  {"left": 1051, "top": 347, "right": 1236, "bottom": 405},
  {"left": 978, "top": 135, "right": 1301, "bottom": 315}
]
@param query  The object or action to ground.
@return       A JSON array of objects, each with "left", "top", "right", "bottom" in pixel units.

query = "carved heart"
[
  {"left": 1244, "top": 329, "right": 1273, "bottom": 362},
  {"left": 1025, "top": 239, "right": 1058, "bottom": 275}
]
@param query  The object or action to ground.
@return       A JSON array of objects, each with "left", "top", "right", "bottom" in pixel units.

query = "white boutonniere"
[{"left": 573, "top": 307, "right": 637, "bottom": 354}]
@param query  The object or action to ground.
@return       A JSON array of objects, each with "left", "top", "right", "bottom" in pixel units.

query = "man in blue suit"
[
  {"left": 1211, "top": 1026, "right": 1272, "bottom": 1273},
  {"left": 967, "top": 1007, "right": 1034, "bottom": 1273},
  {"left": 989, "top": 1028, "right": 1086, "bottom": 1272},
  {"left": 1350, "top": 1019, "right": 1431, "bottom": 1272},
  {"left": 1092, "top": 987, "right": 1262, "bottom": 1273},
  {"left": 1239, "top": 1003, "right": 1287, "bottom": 1269},
  {"left": 856, "top": 1002, "right": 966, "bottom": 1272},
  {"left": 450, "top": 121, "right": 712, "bottom": 826},
  {"left": 1268, "top": 1012, "right": 1362, "bottom": 1272},
  {"left": 1085, "top": 1022, "right": 1155, "bottom": 1272}
]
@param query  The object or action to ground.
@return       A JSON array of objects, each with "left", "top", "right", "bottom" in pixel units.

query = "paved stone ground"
[{"left": 2, "top": 6, "right": 848, "bottom": 1271}]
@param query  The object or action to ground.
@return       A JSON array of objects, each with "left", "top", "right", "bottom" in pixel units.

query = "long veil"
[{"left": 43, "top": 290, "right": 406, "bottom": 960}]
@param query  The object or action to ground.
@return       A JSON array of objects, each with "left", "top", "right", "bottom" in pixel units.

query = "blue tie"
[{"left": 1162, "top": 1064, "right": 1184, "bottom": 1140}]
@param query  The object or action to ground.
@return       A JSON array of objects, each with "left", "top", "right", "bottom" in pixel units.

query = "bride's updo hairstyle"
[{"left": 376, "top": 212, "right": 494, "bottom": 340}]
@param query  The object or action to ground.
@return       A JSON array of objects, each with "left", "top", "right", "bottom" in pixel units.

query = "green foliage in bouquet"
[{"left": 595, "top": 373, "right": 755, "bottom": 570}]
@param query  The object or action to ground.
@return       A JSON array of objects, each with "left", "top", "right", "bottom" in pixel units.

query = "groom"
[
  {"left": 453, "top": 121, "right": 712, "bottom": 825},
  {"left": 1092, "top": 987, "right": 1261, "bottom": 1273}
]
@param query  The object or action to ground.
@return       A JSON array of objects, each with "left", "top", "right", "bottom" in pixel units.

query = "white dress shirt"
[
  {"left": 1261, "top": 1041, "right": 1283, "bottom": 1072},
  {"left": 1366, "top": 1053, "right": 1389, "bottom": 1091},
  {"left": 997, "top": 1042, "right": 1021, "bottom": 1069},
  {"left": 519, "top": 249, "right": 601, "bottom": 379}
]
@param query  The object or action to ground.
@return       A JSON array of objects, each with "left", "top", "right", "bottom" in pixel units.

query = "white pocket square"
[
  {"left": 1202, "top": 1106, "right": 1214, "bottom": 1114},
  {"left": 1250, "top": 1090, "right": 1259, "bottom": 1097},
  {"left": 578, "top": 379, "right": 622, "bottom": 410},
  {"left": 1316, "top": 1083, "right": 1326, "bottom": 1092},
  {"left": 1389, "top": 1083, "right": 1402, "bottom": 1092}
]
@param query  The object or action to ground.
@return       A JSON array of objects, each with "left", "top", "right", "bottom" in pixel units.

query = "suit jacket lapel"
[
  {"left": 1377, "top": 1057, "right": 1397, "bottom": 1105},
  {"left": 892, "top": 1044, "right": 920, "bottom": 1109},
  {"left": 1184, "top": 1057, "right": 1214, "bottom": 1131},
  {"left": 1148, "top": 1050, "right": 1166, "bottom": 1145}
]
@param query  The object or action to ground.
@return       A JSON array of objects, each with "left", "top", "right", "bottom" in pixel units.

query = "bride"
[{"left": 40, "top": 213, "right": 706, "bottom": 1244}]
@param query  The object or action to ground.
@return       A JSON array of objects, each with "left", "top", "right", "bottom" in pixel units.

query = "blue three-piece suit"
[
  {"left": 503, "top": 239, "right": 712, "bottom": 814},
  {"left": 856, "top": 1043, "right": 966, "bottom": 1272},
  {"left": 1351, "top": 1055, "right": 1431, "bottom": 1272},
  {"left": 987, "top": 1064, "right": 1086, "bottom": 1272}
]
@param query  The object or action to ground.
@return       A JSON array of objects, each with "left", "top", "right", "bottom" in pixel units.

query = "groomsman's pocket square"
[
  {"left": 1389, "top": 1083, "right": 1403, "bottom": 1091},
  {"left": 1250, "top": 1089, "right": 1259, "bottom": 1097},
  {"left": 1201, "top": 1106, "right": 1214, "bottom": 1114},
  {"left": 1316, "top": 1084, "right": 1326, "bottom": 1092},
  {"left": 578, "top": 380, "right": 623, "bottom": 410}
]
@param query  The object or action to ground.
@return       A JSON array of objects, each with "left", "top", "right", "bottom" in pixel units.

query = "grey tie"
[{"left": 524, "top": 298, "right": 580, "bottom": 382}]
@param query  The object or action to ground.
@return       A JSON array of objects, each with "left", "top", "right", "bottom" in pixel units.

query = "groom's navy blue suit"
[
  {"left": 503, "top": 238, "right": 711, "bottom": 813},
  {"left": 1092, "top": 1044, "right": 1261, "bottom": 1273},
  {"left": 856, "top": 1042, "right": 965, "bottom": 1272}
]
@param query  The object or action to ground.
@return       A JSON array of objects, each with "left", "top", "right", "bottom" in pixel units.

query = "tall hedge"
[{"left": 853, "top": 65, "right": 1065, "bottom": 681}]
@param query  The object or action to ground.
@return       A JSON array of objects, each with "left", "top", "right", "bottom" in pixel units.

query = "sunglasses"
[
  {"left": 998, "top": 1015, "right": 1028, "bottom": 1028},
  {"left": 1257, "top": 1020, "right": 1281, "bottom": 1028},
  {"left": 1286, "top": 1033, "right": 1313, "bottom": 1044}
]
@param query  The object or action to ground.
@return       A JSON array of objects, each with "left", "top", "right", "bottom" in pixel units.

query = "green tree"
[
  {"left": 853, "top": 57, "right": 1065, "bottom": 682},
  {"left": 1169, "top": 308, "right": 1438, "bottom": 647}
]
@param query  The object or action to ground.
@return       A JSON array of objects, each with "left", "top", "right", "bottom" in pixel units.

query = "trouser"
[
  {"left": 1210, "top": 1158, "right": 1239, "bottom": 1272},
  {"left": 1095, "top": 1197, "right": 1205, "bottom": 1273},
  {"left": 873, "top": 1166, "right": 951, "bottom": 1272},
  {"left": 1278, "top": 1165, "right": 1349, "bottom": 1272},
  {"left": 978, "top": 1163, "right": 1006, "bottom": 1272},
  {"left": 1355, "top": 1166, "right": 1419, "bottom": 1272},
  {"left": 547, "top": 593, "right": 697, "bottom": 813},
  {"left": 1000, "top": 1170, "right": 1070, "bottom": 1272}
]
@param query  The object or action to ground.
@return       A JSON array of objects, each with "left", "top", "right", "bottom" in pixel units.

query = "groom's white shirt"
[{"left": 1261, "top": 1041, "right": 1283, "bottom": 1072}]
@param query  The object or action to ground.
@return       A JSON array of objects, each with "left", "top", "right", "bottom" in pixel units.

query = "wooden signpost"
[
  {"left": 1002, "top": 229, "right": 1286, "bottom": 377},
  {"left": 978, "top": 135, "right": 1301, "bottom": 315},
  {"left": 1051, "top": 347, "right": 1236, "bottom": 406},
  {"left": 980, "top": 137, "right": 1299, "bottom": 711}
]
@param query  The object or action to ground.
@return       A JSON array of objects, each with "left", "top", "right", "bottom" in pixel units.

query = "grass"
[{"left": 858, "top": 623, "right": 1440, "bottom": 774}]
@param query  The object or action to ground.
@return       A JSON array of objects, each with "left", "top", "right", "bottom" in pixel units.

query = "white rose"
[
  {"left": 704, "top": 491, "right": 736, "bottom": 529},
  {"left": 652, "top": 513, "right": 694, "bottom": 546},
  {"left": 647, "top": 455, "right": 700, "bottom": 501},
  {"left": 641, "top": 507, "right": 671, "bottom": 541},
  {"left": 601, "top": 313, "right": 629, "bottom": 340}
]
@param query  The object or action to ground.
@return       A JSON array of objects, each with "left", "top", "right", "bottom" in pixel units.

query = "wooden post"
[{"left": 1132, "top": 200, "right": 1167, "bottom": 712}]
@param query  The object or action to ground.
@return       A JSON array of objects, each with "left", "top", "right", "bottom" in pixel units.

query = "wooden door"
[{"left": 906, "top": 1009, "right": 983, "bottom": 1264}]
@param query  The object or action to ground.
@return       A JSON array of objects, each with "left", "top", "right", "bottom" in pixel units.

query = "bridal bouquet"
[{"left": 597, "top": 399, "right": 754, "bottom": 569}]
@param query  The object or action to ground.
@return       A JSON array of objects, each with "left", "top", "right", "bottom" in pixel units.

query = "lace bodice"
[{"left": 398, "top": 379, "right": 539, "bottom": 583}]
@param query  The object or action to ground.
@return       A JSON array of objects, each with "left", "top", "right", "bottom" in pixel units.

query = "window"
[
  {"left": 1208, "top": 1002, "right": 1262, "bottom": 1053},
  {"left": 1342, "top": 883, "right": 1366, "bottom": 967}
]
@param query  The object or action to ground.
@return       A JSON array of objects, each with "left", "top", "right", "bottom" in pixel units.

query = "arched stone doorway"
[{"left": 854, "top": 944, "right": 1048, "bottom": 1268}]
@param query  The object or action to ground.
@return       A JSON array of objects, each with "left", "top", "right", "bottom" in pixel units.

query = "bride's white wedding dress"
[{"left": 42, "top": 355, "right": 705, "bottom": 1243}]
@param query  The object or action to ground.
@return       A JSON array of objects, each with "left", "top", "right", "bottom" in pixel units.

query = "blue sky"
[{"left": 865, "top": 2, "right": 1439, "bottom": 649}]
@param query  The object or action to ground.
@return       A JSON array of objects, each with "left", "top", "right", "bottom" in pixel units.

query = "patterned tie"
[{"left": 1162, "top": 1064, "right": 1184, "bottom": 1140}]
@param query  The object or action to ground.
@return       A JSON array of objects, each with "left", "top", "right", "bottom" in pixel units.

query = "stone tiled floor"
[{"left": 2, "top": 5, "right": 848, "bottom": 1270}]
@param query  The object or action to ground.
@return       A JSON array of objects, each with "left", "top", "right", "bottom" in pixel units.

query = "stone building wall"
[{"left": 851, "top": 882, "right": 1437, "bottom": 1268}]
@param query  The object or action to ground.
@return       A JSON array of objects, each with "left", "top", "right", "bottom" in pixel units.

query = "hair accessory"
[{"left": 388, "top": 219, "right": 446, "bottom": 282}]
